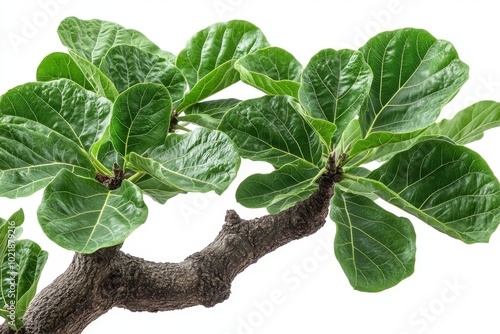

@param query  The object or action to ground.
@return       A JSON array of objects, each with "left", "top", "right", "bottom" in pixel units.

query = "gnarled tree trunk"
[{"left": 0, "top": 171, "right": 337, "bottom": 334}]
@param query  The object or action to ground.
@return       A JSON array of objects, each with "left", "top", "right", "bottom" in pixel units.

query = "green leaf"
[
  {"left": 68, "top": 50, "right": 119, "bottom": 101},
  {"left": 0, "top": 120, "right": 94, "bottom": 198},
  {"left": 0, "top": 79, "right": 112, "bottom": 152},
  {"left": 37, "top": 170, "right": 148, "bottom": 254},
  {"left": 36, "top": 52, "right": 92, "bottom": 90},
  {"left": 58, "top": 17, "right": 174, "bottom": 66},
  {"left": 354, "top": 138, "right": 500, "bottom": 243},
  {"left": 359, "top": 28, "right": 469, "bottom": 136},
  {"left": 331, "top": 189, "right": 416, "bottom": 292},
  {"left": 236, "top": 160, "right": 320, "bottom": 212},
  {"left": 179, "top": 98, "right": 241, "bottom": 129},
  {"left": 299, "top": 49, "right": 372, "bottom": 141},
  {"left": 176, "top": 20, "right": 269, "bottom": 88},
  {"left": 99, "top": 45, "right": 186, "bottom": 102},
  {"left": 129, "top": 128, "right": 240, "bottom": 195},
  {"left": 218, "top": 95, "right": 325, "bottom": 167},
  {"left": 426, "top": 101, "right": 500, "bottom": 145},
  {"left": 235, "top": 46, "right": 302, "bottom": 97},
  {"left": 176, "top": 20, "right": 269, "bottom": 110},
  {"left": 110, "top": 83, "right": 172, "bottom": 157},
  {"left": 0, "top": 210, "right": 47, "bottom": 331}
]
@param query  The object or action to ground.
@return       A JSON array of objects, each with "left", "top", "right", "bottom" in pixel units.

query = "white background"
[{"left": 1, "top": 0, "right": 500, "bottom": 333}]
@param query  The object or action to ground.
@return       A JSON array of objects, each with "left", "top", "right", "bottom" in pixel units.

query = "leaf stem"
[
  {"left": 90, "top": 154, "right": 112, "bottom": 175},
  {"left": 127, "top": 172, "right": 145, "bottom": 184}
]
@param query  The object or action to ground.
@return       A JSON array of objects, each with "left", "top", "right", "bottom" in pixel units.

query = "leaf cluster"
[{"left": 1, "top": 17, "right": 500, "bottom": 296}]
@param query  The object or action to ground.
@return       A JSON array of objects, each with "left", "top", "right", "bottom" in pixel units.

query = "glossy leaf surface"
[
  {"left": 0, "top": 120, "right": 94, "bottom": 198},
  {"left": 299, "top": 49, "right": 372, "bottom": 140},
  {"left": 129, "top": 128, "right": 240, "bottom": 195},
  {"left": 331, "top": 190, "right": 416, "bottom": 292},
  {"left": 0, "top": 79, "right": 112, "bottom": 152},
  {"left": 58, "top": 16, "right": 174, "bottom": 66},
  {"left": 235, "top": 46, "right": 302, "bottom": 97},
  {"left": 110, "top": 83, "right": 171, "bottom": 157},
  {"left": 359, "top": 28, "right": 469, "bottom": 135},
  {"left": 99, "top": 45, "right": 186, "bottom": 102},
  {"left": 38, "top": 170, "right": 148, "bottom": 253},
  {"left": 357, "top": 138, "right": 500, "bottom": 243},
  {"left": 218, "top": 95, "right": 325, "bottom": 167}
]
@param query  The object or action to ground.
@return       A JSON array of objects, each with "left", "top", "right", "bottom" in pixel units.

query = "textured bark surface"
[{"left": 0, "top": 172, "right": 336, "bottom": 334}]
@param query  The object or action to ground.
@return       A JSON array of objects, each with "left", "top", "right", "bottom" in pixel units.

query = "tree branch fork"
[{"left": 0, "top": 166, "right": 338, "bottom": 333}]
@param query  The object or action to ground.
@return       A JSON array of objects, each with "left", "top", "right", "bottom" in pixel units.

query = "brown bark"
[{"left": 0, "top": 171, "right": 336, "bottom": 334}]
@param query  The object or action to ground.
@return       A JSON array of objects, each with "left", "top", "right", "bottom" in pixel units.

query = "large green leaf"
[
  {"left": 236, "top": 160, "right": 320, "bottom": 212},
  {"left": 58, "top": 17, "right": 175, "bottom": 66},
  {"left": 0, "top": 210, "right": 47, "bottom": 331},
  {"left": 426, "top": 101, "right": 500, "bottom": 145},
  {"left": 299, "top": 49, "right": 372, "bottom": 141},
  {"left": 359, "top": 28, "right": 469, "bottom": 136},
  {"left": 37, "top": 170, "right": 148, "bottom": 254},
  {"left": 331, "top": 190, "right": 416, "bottom": 292},
  {"left": 0, "top": 79, "right": 112, "bottom": 152},
  {"left": 99, "top": 45, "right": 186, "bottom": 102},
  {"left": 235, "top": 46, "right": 302, "bottom": 97},
  {"left": 176, "top": 20, "right": 269, "bottom": 110},
  {"left": 218, "top": 95, "right": 325, "bottom": 168},
  {"left": 36, "top": 52, "right": 92, "bottom": 90},
  {"left": 68, "top": 51, "right": 119, "bottom": 101},
  {"left": 350, "top": 100, "right": 500, "bottom": 164},
  {"left": 176, "top": 20, "right": 269, "bottom": 87},
  {"left": 353, "top": 138, "right": 500, "bottom": 243},
  {"left": 110, "top": 83, "right": 172, "bottom": 157},
  {"left": 0, "top": 120, "right": 94, "bottom": 198},
  {"left": 179, "top": 98, "right": 241, "bottom": 130},
  {"left": 129, "top": 128, "right": 240, "bottom": 195}
]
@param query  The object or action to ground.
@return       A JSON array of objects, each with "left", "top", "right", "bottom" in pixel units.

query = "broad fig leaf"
[
  {"left": 299, "top": 49, "right": 372, "bottom": 141},
  {"left": 176, "top": 20, "right": 269, "bottom": 110},
  {"left": 426, "top": 101, "right": 500, "bottom": 145},
  {"left": 235, "top": 46, "right": 302, "bottom": 97},
  {"left": 236, "top": 160, "right": 320, "bottom": 212},
  {"left": 129, "top": 128, "right": 240, "bottom": 195},
  {"left": 36, "top": 52, "right": 92, "bottom": 90},
  {"left": 110, "top": 83, "right": 171, "bottom": 157},
  {"left": 218, "top": 95, "right": 325, "bottom": 168},
  {"left": 38, "top": 170, "right": 148, "bottom": 254},
  {"left": 0, "top": 120, "right": 94, "bottom": 198},
  {"left": 355, "top": 138, "right": 500, "bottom": 243},
  {"left": 359, "top": 28, "right": 469, "bottom": 135},
  {"left": 179, "top": 98, "right": 241, "bottom": 129},
  {"left": 331, "top": 190, "right": 416, "bottom": 292},
  {"left": 58, "top": 16, "right": 175, "bottom": 66},
  {"left": 0, "top": 79, "right": 112, "bottom": 152},
  {"left": 99, "top": 45, "right": 186, "bottom": 102},
  {"left": 68, "top": 50, "right": 119, "bottom": 101},
  {"left": 0, "top": 210, "right": 47, "bottom": 331},
  {"left": 176, "top": 20, "right": 269, "bottom": 87}
]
